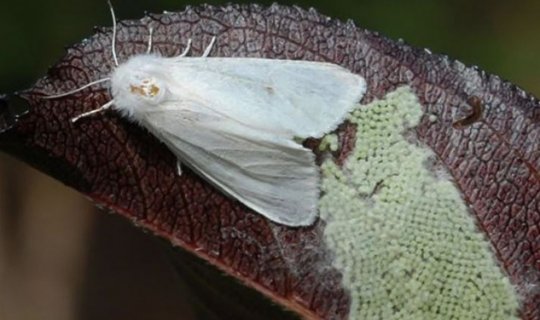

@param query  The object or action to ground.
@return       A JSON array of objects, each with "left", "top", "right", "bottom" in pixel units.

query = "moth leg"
[
  {"left": 176, "top": 160, "right": 183, "bottom": 176},
  {"left": 146, "top": 26, "right": 154, "bottom": 54},
  {"left": 201, "top": 36, "right": 216, "bottom": 57},
  {"left": 176, "top": 39, "right": 192, "bottom": 58},
  {"left": 71, "top": 99, "right": 115, "bottom": 123}
]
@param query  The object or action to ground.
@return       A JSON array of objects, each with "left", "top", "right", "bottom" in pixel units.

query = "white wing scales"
[
  {"left": 141, "top": 58, "right": 366, "bottom": 226},
  {"left": 142, "top": 105, "right": 319, "bottom": 226},
  {"left": 166, "top": 58, "right": 366, "bottom": 138}
]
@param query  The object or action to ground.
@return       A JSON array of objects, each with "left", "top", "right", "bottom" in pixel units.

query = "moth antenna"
[
  {"left": 146, "top": 26, "right": 154, "bottom": 54},
  {"left": 71, "top": 99, "right": 115, "bottom": 123},
  {"left": 43, "top": 77, "right": 111, "bottom": 99},
  {"left": 107, "top": 0, "right": 119, "bottom": 67},
  {"left": 176, "top": 39, "right": 192, "bottom": 58},
  {"left": 201, "top": 36, "right": 216, "bottom": 57}
]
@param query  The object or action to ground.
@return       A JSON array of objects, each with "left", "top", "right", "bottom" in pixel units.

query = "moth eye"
[{"left": 129, "top": 78, "right": 161, "bottom": 99}]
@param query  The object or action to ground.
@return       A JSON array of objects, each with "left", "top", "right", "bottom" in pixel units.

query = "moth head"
[
  {"left": 42, "top": 3, "right": 178, "bottom": 123},
  {"left": 110, "top": 54, "right": 169, "bottom": 117}
]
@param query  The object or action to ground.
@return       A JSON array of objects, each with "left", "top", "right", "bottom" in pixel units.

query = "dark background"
[{"left": 0, "top": 1, "right": 538, "bottom": 319}]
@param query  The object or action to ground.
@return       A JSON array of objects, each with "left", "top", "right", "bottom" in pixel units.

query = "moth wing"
[
  {"left": 142, "top": 104, "right": 319, "bottom": 226},
  {"left": 168, "top": 58, "right": 366, "bottom": 138}
]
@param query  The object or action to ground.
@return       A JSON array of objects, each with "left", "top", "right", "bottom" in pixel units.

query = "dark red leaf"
[{"left": 0, "top": 4, "right": 538, "bottom": 319}]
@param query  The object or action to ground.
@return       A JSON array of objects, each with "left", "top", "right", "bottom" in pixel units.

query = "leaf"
[{"left": 0, "top": 4, "right": 539, "bottom": 319}]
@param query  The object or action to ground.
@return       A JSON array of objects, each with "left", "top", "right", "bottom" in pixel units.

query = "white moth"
[{"left": 44, "top": 2, "right": 367, "bottom": 226}]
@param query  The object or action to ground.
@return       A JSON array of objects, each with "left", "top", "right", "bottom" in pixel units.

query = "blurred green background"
[{"left": 0, "top": 1, "right": 538, "bottom": 320}]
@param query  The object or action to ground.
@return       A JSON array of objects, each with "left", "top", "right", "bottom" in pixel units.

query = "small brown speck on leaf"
[{"left": 453, "top": 95, "right": 484, "bottom": 129}]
